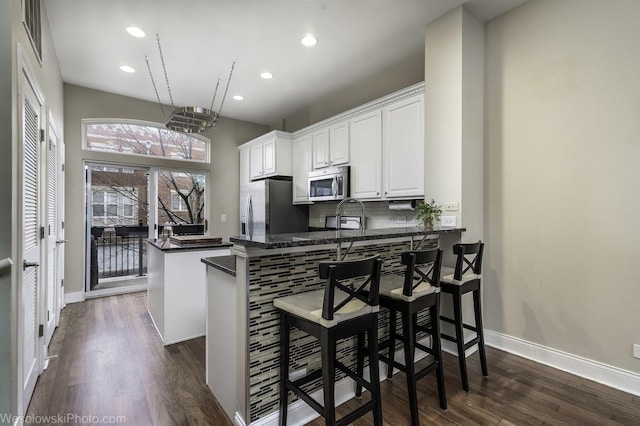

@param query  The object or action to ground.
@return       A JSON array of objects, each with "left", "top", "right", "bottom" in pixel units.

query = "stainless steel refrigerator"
[{"left": 240, "top": 179, "right": 309, "bottom": 238}]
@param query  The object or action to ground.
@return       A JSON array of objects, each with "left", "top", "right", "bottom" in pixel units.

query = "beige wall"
[
  {"left": 63, "top": 84, "right": 268, "bottom": 295},
  {"left": 273, "top": 51, "right": 425, "bottom": 132},
  {"left": 484, "top": 0, "right": 640, "bottom": 373}
]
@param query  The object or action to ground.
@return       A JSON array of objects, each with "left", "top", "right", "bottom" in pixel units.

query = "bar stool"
[
  {"left": 439, "top": 241, "right": 487, "bottom": 392},
  {"left": 273, "top": 256, "right": 383, "bottom": 426},
  {"left": 357, "top": 248, "right": 446, "bottom": 426}
]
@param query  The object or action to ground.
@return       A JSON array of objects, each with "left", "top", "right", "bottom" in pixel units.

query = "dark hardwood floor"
[{"left": 28, "top": 292, "right": 640, "bottom": 425}]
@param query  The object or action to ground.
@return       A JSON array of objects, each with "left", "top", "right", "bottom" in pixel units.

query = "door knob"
[
  {"left": 23, "top": 260, "right": 40, "bottom": 270},
  {"left": 56, "top": 239, "right": 67, "bottom": 245}
]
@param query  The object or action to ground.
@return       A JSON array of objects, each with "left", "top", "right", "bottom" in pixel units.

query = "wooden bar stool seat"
[
  {"left": 273, "top": 256, "right": 383, "bottom": 426},
  {"left": 439, "top": 241, "right": 488, "bottom": 392}
]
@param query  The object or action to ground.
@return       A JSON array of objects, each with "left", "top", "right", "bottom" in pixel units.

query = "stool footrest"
[
  {"left": 463, "top": 336, "right": 481, "bottom": 351},
  {"left": 337, "top": 401, "right": 376, "bottom": 426},
  {"left": 415, "top": 361, "right": 439, "bottom": 381},
  {"left": 291, "top": 369, "right": 322, "bottom": 387},
  {"left": 440, "top": 315, "right": 455, "bottom": 325},
  {"left": 336, "top": 361, "right": 374, "bottom": 393},
  {"left": 440, "top": 332, "right": 456, "bottom": 343},
  {"left": 288, "top": 381, "right": 324, "bottom": 415}
]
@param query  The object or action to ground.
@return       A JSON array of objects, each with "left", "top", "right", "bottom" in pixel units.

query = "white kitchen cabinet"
[
  {"left": 292, "top": 134, "right": 313, "bottom": 204},
  {"left": 312, "top": 121, "right": 349, "bottom": 169},
  {"left": 239, "top": 146, "right": 250, "bottom": 185},
  {"left": 312, "top": 129, "right": 330, "bottom": 169},
  {"left": 330, "top": 121, "right": 349, "bottom": 166},
  {"left": 349, "top": 110, "right": 382, "bottom": 199},
  {"left": 383, "top": 93, "right": 424, "bottom": 198},
  {"left": 242, "top": 130, "right": 293, "bottom": 180}
]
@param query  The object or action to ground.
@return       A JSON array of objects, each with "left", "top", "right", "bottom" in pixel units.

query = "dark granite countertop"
[
  {"left": 229, "top": 226, "right": 465, "bottom": 249},
  {"left": 201, "top": 255, "right": 236, "bottom": 276},
  {"left": 147, "top": 238, "right": 233, "bottom": 252}
]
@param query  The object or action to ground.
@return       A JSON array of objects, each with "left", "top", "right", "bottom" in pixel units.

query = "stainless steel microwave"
[{"left": 308, "top": 166, "right": 350, "bottom": 202}]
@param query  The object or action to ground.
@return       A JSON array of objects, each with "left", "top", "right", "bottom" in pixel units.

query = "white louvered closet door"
[
  {"left": 20, "top": 72, "right": 43, "bottom": 409},
  {"left": 45, "top": 126, "right": 57, "bottom": 345}
]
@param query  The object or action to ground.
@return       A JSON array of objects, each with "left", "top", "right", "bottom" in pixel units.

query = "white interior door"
[
  {"left": 19, "top": 62, "right": 44, "bottom": 411},
  {"left": 56, "top": 141, "right": 65, "bottom": 323},
  {"left": 44, "top": 117, "right": 58, "bottom": 344}
]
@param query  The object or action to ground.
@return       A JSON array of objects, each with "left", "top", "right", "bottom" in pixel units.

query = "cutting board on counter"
[{"left": 169, "top": 235, "right": 222, "bottom": 245}]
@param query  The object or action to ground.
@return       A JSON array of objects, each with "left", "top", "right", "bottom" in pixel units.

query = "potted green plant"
[{"left": 416, "top": 199, "right": 442, "bottom": 229}]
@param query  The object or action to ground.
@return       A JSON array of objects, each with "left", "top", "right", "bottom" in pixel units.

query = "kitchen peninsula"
[
  {"left": 147, "top": 238, "right": 232, "bottom": 345},
  {"left": 204, "top": 226, "right": 465, "bottom": 425}
]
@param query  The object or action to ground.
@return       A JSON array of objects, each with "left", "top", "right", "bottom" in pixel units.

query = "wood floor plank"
[{"left": 26, "top": 292, "right": 639, "bottom": 425}]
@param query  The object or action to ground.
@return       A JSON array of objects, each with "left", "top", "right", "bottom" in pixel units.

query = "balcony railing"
[{"left": 91, "top": 226, "right": 148, "bottom": 282}]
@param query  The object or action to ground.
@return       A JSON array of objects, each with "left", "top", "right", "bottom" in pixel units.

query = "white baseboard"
[
  {"left": 234, "top": 412, "right": 246, "bottom": 426},
  {"left": 64, "top": 291, "right": 85, "bottom": 304},
  {"left": 485, "top": 329, "right": 640, "bottom": 397}
]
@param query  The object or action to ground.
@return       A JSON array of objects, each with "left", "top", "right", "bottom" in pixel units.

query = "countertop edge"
[
  {"left": 229, "top": 227, "right": 466, "bottom": 249},
  {"left": 147, "top": 239, "right": 234, "bottom": 252},
  {"left": 202, "top": 255, "right": 236, "bottom": 277}
]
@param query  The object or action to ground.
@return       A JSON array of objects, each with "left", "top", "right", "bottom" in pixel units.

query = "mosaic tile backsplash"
[{"left": 247, "top": 239, "right": 438, "bottom": 422}]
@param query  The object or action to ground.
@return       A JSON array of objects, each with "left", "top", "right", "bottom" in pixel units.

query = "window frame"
[{"left": 82, "top": 118, "right": 211, "bottom": 164}]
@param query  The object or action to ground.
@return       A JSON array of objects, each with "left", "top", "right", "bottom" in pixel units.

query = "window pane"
[
  {"left": 93, "top": 190, "right": 104, "bottom": 203},
  {"left": 107, "top": 204, "right": 118, "bottom": 217},
  {"left": 106, "top": 192, "right": 118, "bottom": 204},
  {"left": 159, "top": 171, "right": 205, "bottom": 224},
  {"left": 124, "top": 205, "right": 133, "bottom": 217},
  {"left": 85, "top": 122, "right": 208, "bottom": 162},
  {"left": 93, "top": 205, "right": 104, "bottom": 217}
]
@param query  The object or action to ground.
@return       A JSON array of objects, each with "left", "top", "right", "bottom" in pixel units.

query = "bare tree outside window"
[{"left": 85, "top": 122, "right": 208, "bottom": 225}]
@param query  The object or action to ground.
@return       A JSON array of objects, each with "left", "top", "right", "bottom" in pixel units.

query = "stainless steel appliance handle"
[
  {"left": 247, "top": 194, "right": 254, "bottom": 237},
  {"left": 332, "top": 176, "right": 338, "bottom": 197}
]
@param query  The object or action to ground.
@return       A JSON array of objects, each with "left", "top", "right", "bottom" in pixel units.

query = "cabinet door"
[
  {"left": 249, "top": 144, "right": 264, "bottom": 179},
  {"left": 383, "top": 94, "right": 424, "bottom": 198},
  {"left": 293, "top": 135, "right": 312, "bottom": 203},
  {"left": 262, "top": 139, "right": 276, "bottom": 176},
  {"left": 350, "top": 110, "right": 382, "bottom": 199},
  {"left": 312, "top": 129, "right": 330, "bottom": 169},
  {"left": 330, "top": 121, "right": 349, "bottom": 166},
  {"left": 239, "top": 147, "right": 250, "bottom": 185}
]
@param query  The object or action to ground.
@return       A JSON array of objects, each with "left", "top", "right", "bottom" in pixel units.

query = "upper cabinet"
[
  {"left": 240, "top": 131, "right": 293, "bottom": 181},
  {"left": 350, "top": 110, "right": 383, "bottom": 199},
  {"left": 241, "top": 83, "right": 425, "bottom": 203},
  {"left": 383, "top": 93, "right": 424, "bottom": 198},
  {"left": 312, "top": 120, "right": 349, "bottom": 169},
  {"left": 292, "top": 134, "right": 313, "bottom": 204}
]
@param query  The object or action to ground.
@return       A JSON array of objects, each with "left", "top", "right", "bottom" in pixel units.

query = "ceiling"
[{"left": 43, "top": 0, "right": 527, "bottom": 127}]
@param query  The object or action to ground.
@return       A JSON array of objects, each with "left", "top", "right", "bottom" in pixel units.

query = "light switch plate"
[
  {"left": 444, "top": 202, "right": 459, "bottom": 211},
  {"left": 440, "top": 215, "right": 456, "bottom": 227},
  {"left": 220, "top": 213, "right": 227, "bottom": 222},
  {"left": 634, "top": 344, "right": 640, "bottom": 359}
]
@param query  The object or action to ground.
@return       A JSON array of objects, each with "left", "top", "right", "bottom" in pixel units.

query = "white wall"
[
  {"left": 424, "top": 6, "right": 484, "bottom": 242},
  {"left": 484, "top": 0, "right": 640, "bottom": 373}
]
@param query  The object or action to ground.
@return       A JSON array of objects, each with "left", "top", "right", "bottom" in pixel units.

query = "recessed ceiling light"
[
  {"left": 233, "top": 95, "right": 244, "bottom": 101},
  {"left": 126, "top": 26, "right": 146, "bottom": 38},
  {"left": 120, "top": 65, "right": 135, "bottom": 73},
  {"left": 301, "top": 34, "right": 317, "bottom": 47},
  {"left": 260, "top": 72, "right": 274, "bottom": 80}
]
